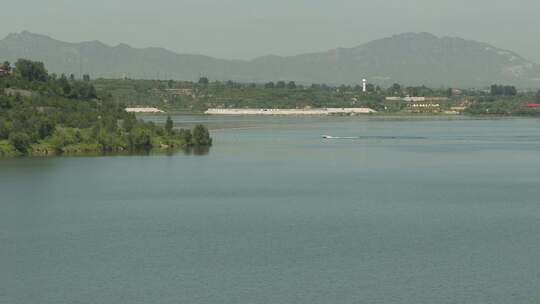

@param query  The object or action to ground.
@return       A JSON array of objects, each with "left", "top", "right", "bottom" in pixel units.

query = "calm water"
[{"left": 1, "top": 116, "right": 540, "bottom": 304}]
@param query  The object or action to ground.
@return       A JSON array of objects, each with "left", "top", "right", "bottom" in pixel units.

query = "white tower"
[{"left": 362, "top": 79, "right": 367, "bottom": 93}]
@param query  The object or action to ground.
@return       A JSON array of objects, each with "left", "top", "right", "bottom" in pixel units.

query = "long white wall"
[
  {"left": 125, "top": 107, "right": 164, "bottom": 113},
  {"left": 205, "top": 108, "right": 376, "bottom": 115}
]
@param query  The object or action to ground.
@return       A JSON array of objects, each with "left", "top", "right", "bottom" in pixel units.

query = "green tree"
[
  {"left": 95, "top": 128, "right": 122, "bottom": 152},
  {"left": 122, "top": 114, "right": 137, "bottom": 132},
  {"left": 536, "top": 90, "right": 540, "bottom": 102},
  {"left": 58, "top": 74, "right": 71, "bottom": 96},
  {"left": 264, "top": 82, "right": 275, "bottom": 89},
  {"left": 15, "top": 59, "right": 48, "bottom": 82},
  {"left": 179, "top": 129, "right": 192, "bottom": 144},
  {"left": 366, "top": 83, "right": 375, "bottom": 93},
  {"left": 38, "top": 119, "right": 56, "bottom": 139},
  {"left": 0, "top": 95, "right": 12, "bottom": 109},
  {"left": 287, "top": 81, "right": 296, "bottom": 89},
  {"left": 2, "top": 61, "right": 11, "bottom": 72},
  {"left": 390, "top": 83, "right": 402, "bottom": 95},
  {"left": 490, "top": 85, "right": 501, "bottom": 96},
  {"left": 9, "top": 132, "right": 31, "bottom": 153},
  {"left": 165, "top": 116, "right": 174, "bottom": 134},
  {"left": 67, "top": 82, "right": 97, "bottom": 99},
  {"left": 491, "top": 85, "right": 517, "bottom": 96},
  {"left": 129, "top": 125, "right": 153, "bottom": 150},
  {"left": 276, "top": 81, "right": 286, "bottom": 89},
  {"left": 192, "top": 124, "right": 212, "bottom": 146},
  {"left": 0, "top": 118, "right": 13, "bottom": 139},
  {"left": 50, "top": 127, "right": 83, "bottom": 151},
  {"left": 198, "top": 77, "right": 209, "bottom": 86},
  {"left": 504, "top": 86, "right": 517, "bottom": 96}
]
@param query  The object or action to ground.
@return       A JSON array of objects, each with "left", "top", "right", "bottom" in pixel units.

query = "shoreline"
[
  {"left": 144, "top": 110, "right": 540, "bottom": 119},
  {"left": 0, "top": 145, "right": 210, "bottom": 159}
]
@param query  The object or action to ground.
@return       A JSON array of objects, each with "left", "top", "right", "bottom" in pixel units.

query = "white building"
[{"left": 125, "top": 107, "right": 164, "bottom": 113}]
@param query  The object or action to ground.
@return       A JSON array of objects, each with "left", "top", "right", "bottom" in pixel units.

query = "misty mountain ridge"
[{"left": 1, "top": 31, "right": 540, "bottom": 87}]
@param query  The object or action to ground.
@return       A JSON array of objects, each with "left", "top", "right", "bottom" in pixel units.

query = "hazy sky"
[{"left": 2, "top": 0, "right": 540, "bottom": 62}]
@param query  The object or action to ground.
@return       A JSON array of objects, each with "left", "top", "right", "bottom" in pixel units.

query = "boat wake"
[
  {"left": 322, "top": 135, "right": 359, "bottom": 139},
  {"left": 322, "top": 135, "right": 426, "bottom": 140}
]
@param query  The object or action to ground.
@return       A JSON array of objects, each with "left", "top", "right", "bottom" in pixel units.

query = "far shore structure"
[
  {"left": 205, "top": 108, "right": 377, "bottom": 115},
  {"left": 125, "top": 107, "right": 164, "bottom": 113}
]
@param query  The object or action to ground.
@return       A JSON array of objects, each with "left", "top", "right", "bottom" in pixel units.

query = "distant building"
[
  {"left": 386, "top": 96, "right": 449, "bottom": 102},
  {"left": 404, "top": 96, "right": 426, "bottom": 102},
  {"left": 408, "top": 103, "right": 440, "bottom": 108},
  {"left": 205, "top": 108, "right": 377, "bottom": 115},
  {"left": 407, "top": 102, "right": 441, "bottom": 113},
  {"left": 125, "top": 107, "right": 164, "bottom": 113}
]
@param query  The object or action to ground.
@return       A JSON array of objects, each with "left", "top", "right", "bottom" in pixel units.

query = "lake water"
[{"left": 1, "top": 116, "right": 540, "bottom": 304}]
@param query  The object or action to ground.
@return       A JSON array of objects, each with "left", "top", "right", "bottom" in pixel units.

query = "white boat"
[{"left": 322, "top": 135, "right": 359, "bottom": 139}]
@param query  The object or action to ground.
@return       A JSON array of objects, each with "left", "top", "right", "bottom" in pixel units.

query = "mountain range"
[{"left": 1, "top": 31, "right": 540, "bottom": 87}]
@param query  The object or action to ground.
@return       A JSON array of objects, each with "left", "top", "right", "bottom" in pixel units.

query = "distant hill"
[{"left": 2, "top": 31, "right": 540, "bottom": 87}]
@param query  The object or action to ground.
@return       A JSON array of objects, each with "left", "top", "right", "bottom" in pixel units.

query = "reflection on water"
[
  {"left": 161, "top": 145, "right": 211, "bottom": 156},
  {"left": 56, "top": 146, "right": 213, "bottom": 158},
  {"left": 184, "top": 145, "right": 211, "bottom": 155}
]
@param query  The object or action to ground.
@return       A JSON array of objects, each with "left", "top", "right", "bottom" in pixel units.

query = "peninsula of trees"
[{"left": 0, "top": 59, "right": 212, "bottom": 157}]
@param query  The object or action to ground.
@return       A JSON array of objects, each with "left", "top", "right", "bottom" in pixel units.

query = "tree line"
[{"left": 490, "top": 84, "right": 517, "bottom": 96}]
